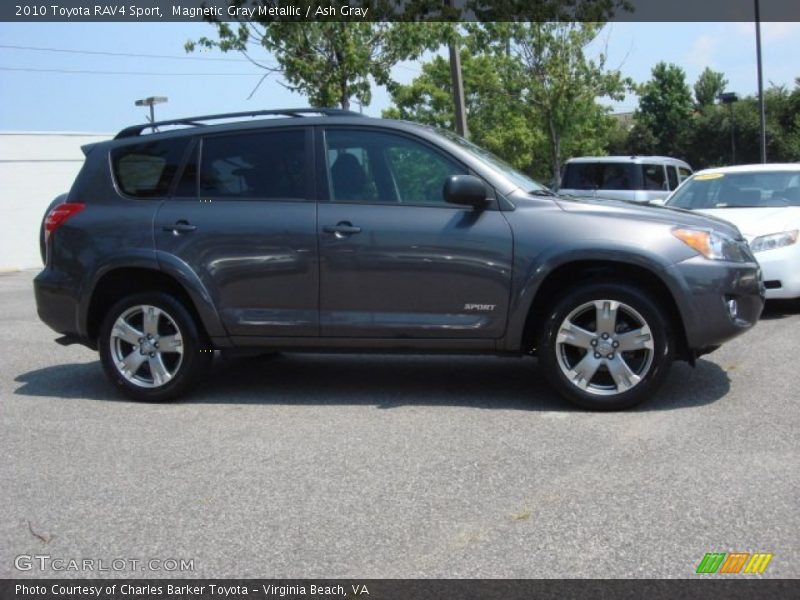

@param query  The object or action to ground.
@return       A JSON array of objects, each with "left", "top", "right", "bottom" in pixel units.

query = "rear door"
[
  {"left": 154, "top": 127, "right": 319, "bottom": 337},
  {"left": 316, "top": 127, "right": 513, "bottom": 339}
]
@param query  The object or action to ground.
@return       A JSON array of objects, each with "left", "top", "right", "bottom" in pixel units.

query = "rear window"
[
  {"left": 111, "top": 138, "right": 188, "bottom": 197},
  {"left": 562, "top": 163, "right": 638, "bottom": 191}
]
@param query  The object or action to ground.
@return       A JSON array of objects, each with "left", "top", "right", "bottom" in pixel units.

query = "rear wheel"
[
  {"left": 537, "top": 283, "right": 673, "bottom": 410},
  {"left": 99, "top": 292, "right": 212, "bottom": 401}
]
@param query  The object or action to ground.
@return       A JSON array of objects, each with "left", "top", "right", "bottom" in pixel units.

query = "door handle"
[
  {"left": 323, "top": 222, "right": 362, "bottom": 237},
  {"left": 163, "top": 220, "right": 197, "bottom": 234}
]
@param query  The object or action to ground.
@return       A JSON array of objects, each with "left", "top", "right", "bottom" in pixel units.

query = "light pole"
[
  {"left": 754, "top": 0, "right": 767, "bottom": 162},
  {"left": 134, "top": 96, "right": 168, "bottom": 129},
  {"left": 719, "top": 92, "right": 739, "bottom": 165},
  {"left": 445, "top": 0, "right": 468, "bottom": 138}
]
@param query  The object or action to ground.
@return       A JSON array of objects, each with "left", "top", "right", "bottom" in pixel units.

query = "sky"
[{"left": 0, "top": 21, "right": 798, "bottom": 133}]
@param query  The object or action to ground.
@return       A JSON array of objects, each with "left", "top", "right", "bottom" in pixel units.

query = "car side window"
[
  {"left": 199, "top": 129, "right": 306, "bottom": 200},
  {"left": 325, "top": 129, "right": 465, "bottom": 205},
  {"left": 598, "top": 164, "right": 635, "bottom": 190},
  {"left": 642, "top": 164, "right": 667, "bottom": 191},
  {"left": 667, "top": 166, "right": 679, "bottom": 190},
  {"left": 111, "top": 138, "right": 189, "bottom": 198},
  {"left": 678, "top": 167, "right": 692, "bottom": 183}
]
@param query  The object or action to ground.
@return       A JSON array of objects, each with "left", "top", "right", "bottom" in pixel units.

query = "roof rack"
[{"left": 115, "top": 108, "right": 363, "bottom": 139}]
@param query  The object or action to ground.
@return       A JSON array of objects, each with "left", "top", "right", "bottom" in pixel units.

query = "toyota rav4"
[{"left": 34, "top": 109, "right": 764, "bottom": 409}]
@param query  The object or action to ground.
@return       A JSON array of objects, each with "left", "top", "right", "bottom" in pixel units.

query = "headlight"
[
  {"left": 749, "top": 230, "right": 798, "bottom": 253},
  {"left": 672, "top": 227, "right": 748, "bottom": 262}
]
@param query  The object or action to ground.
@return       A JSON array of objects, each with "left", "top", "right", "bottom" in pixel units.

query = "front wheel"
[
  {"left": 99, "top": 292, "right": 213, "bottom": 402},
  {"left": 537, "top": 283, "right": 674, "bottom": 410}
]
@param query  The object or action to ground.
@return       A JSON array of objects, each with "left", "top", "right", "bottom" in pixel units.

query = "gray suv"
[{"left": 34, "top": 109, "right": 764, "bottom": 410}]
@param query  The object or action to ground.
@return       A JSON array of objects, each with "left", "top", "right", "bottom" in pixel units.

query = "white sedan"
[{"left": 665, "top": 164, "right": 800, "bottom": 299}]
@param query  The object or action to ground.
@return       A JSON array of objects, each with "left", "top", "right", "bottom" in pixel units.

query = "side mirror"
[{"left": 443, "top": 175, "right": 488, "bottom": 208}]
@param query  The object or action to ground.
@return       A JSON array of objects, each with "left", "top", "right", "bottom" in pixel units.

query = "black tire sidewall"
[
  {"left": 538, "top": 283, "right": 673, "bottom": 411},
  {"left": 98, "top": 292, "right": 211, "bottom": 402}
]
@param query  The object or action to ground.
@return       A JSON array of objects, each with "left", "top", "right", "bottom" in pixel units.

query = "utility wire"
[
  {"left": 0, "top": 43, "right": 249, "bottom": 62},
  {"left": 0, "top": 66, "right": 259, "bottom": 76}
]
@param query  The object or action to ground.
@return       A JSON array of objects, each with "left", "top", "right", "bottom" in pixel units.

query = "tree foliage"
[
  {"left": 629, "top": 62, "right": 694, "bottom": 158},
  {"left": 694, "top": 67, "right": 728, "bottom": 109},
  {"left": 187, "top": 20, "right": 446, "bottom": 110},
  {"left": 685, "top": 83, "right": 800, "bottom": 167},
  {"left": 386, "top": 23, "right": 628, "bottom": 182},
  {"left": 383, "top": 48, "right": 543, "bottom": 176}
]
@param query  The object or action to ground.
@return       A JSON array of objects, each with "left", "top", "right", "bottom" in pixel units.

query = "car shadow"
[
  {"left": 760, "top": 299, "right": 800, "bottom": 320},
  {"left": 14, "top": 353, "right": 729, "bottom": 412}
]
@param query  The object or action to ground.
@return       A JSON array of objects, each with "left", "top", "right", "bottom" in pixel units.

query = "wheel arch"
[
  {"left": 516, "top": 258, "right": 690, "bottom": 361},
  {"left": 82, "top": 262, "right": 226, "bottom": 345}
]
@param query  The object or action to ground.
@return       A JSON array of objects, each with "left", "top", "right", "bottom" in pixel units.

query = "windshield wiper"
[{"left": 528, "top": 188, "right": 557, "bottom": 197}]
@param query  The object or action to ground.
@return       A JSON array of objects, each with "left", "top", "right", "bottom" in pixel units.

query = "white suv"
[{"left": 558, "top": 156, "right": 692, "bottom": 203}]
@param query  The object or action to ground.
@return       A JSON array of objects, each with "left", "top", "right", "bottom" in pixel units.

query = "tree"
[
  {"left": 384, "top": 47, "right": 544, "bottom": 177},
  {"left": 386, "top": 24, "right": 628, "bottom": 182},
  {"left": 630, "top": 62, "right": 693, "bottom": 157},
  {"left": 685, "top": 80, "right": 800, "bottom": 169},
  {"left": 187, "top": 21, "right": 446, "bottom": 110},
  {"left": 484, "top": 23, "right": 628, "bottom": 182},
  {"left": 694, "top": 67, "right": 728, "bottom": 109}
]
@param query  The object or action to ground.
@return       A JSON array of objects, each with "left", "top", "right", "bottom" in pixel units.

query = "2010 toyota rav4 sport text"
[{"left": 34, "top": 109, "right": 765, "bottom": 410}]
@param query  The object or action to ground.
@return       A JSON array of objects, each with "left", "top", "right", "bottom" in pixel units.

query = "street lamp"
[
  {"left": 134, "top": 96, "right": 168, "bottom": 129},
  {"left": 719, "top": 92, "right": 739, "bottom": 165}
]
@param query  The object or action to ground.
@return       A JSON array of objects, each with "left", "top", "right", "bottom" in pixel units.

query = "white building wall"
[{"left": 0, "top": 132, "right": 111, "bottom": 270}]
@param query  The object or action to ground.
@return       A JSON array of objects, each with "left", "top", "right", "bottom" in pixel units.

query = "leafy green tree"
[
  {"left": 384, "top": 48, "right": 543, "bottom": 176},
  {"left": 694, "top": 67, "right": 728, "bottom": 109},
  {"left": 478, "top": 23, "right": 629, "bottom": 182},
  {"left": 187, "top": 20, "right": 446, "bottom": 110},
  {"left": 386, "top": 24, "right": 628, "bottom": 182},
  {"left": 685, "top": 81, "right": 800, "bottom": 168},
  {"left": 630, "top": 62, "right": 694, "bottom": 157}
]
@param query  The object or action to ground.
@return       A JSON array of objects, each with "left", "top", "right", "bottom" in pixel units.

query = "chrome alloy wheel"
[
  {"left": 109, "top": 304, "right": 184, "bottom": 388},
  {"left": 555, "top": 299, "right": 655, "bottom": 396}
]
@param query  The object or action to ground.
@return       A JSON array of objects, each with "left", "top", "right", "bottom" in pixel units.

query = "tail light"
[{"left": 44, "top": 202, "right": 85, "bottom": 243}]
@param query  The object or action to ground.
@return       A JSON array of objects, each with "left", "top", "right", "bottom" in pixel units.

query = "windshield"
[
  {"left": 667, "top": 171, "right": 800, "bottom": 209},
  {"left": 431, "top": 127, "right": 550, "bottom": 193}
]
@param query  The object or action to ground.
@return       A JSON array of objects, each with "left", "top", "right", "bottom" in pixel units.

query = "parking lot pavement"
[{"left": 1, "top": 269, "right": 798, "bottom": 579}]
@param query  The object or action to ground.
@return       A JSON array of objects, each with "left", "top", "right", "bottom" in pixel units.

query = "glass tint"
[
  {"left": 667, "top": 167, "right": 679, "bottom": 191},
  {"left": 562, "top": 163, "right": 637, "bottom": 191},
  {"left": 200, "top": 130, "right": 306, "bottom": 199},
  {"left": 112, "top": 138, "right": 188, "bottom": 197},
  {"left": 642, "top": 164, "right": 666, "bottom": 191},
  {"left": 325, "top": 129, "right": 465, "bottom": 205}
]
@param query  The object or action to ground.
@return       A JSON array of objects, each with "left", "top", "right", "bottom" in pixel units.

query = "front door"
[
  {"left": 155, "top": 127, "right": 319, "bottom": 337},
  {"left": 317, "top": 128, "right": 513, "bottom": 339}
]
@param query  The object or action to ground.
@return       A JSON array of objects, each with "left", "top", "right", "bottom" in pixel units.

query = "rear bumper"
[
  {"left": 33, "top": 269, "right": 83, "bottom": 339},
  {"left": 670, "top": 257, "right": 765, "bottom": 349}
]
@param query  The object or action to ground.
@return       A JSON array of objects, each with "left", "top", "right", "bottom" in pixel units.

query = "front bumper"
[
  {"left": 670, "top": 256, "right": 765, "bottom": 350},
  {"left": 752, "top": 244, "right": 800, "bottom": 299}
]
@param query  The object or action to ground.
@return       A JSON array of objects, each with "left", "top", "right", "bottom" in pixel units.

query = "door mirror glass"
[{"left": 443, "top": 175, "right": 488, "bottom": 208}]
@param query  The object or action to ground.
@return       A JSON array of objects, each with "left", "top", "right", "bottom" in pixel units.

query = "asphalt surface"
[{"left": 1, "top": 269, "right": 798, "bottom": 579}]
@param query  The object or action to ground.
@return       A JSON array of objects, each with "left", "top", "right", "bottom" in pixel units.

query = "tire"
[
  {"left": 98, "top": 292, "right": 213, "bottom": 402},
  {"left": 537, "top": 283, "right": 674, "bottom": 410}
]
